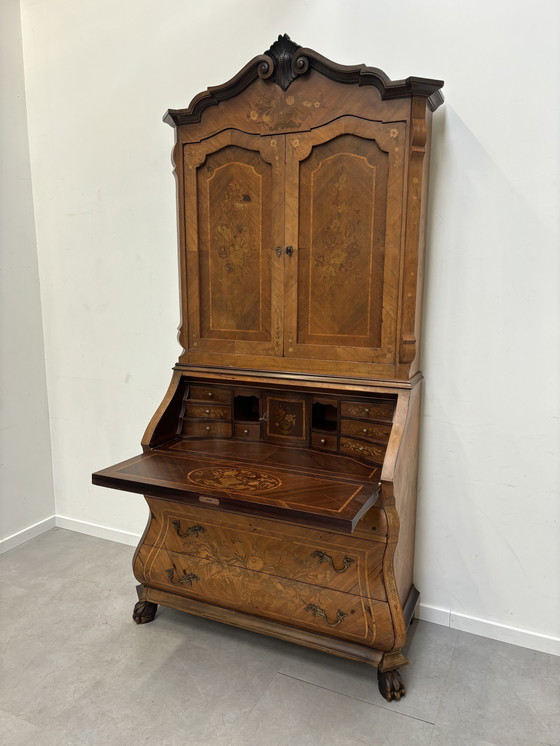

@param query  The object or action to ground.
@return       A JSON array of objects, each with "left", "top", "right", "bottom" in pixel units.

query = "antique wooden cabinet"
[{"left": 93, "top": 35, "right": 443, "bottom": 701}]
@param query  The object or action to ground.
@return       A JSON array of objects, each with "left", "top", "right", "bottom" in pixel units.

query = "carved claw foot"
[
  {"left": 133, "top": 599, "right": 158, "bottom": 624},
  {"left": 377, "top": 667, "right": 406, "bottom": 701}
]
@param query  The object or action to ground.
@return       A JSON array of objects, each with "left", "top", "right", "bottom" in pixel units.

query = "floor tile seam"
[
  {"left": 0, "top": 705, "right": 88, "bottom": 746},
  {"left": 426, "top": 631, "right": 462, "bottom": 745},
  {"left": 276, "top": 671, "right": 437, "bottom": 725},
  {"left": 0, "top": 578, "right": 30, "bottom": 595},
  {"left": 215, "top": 666, "right": 291, "bottom": 736}
]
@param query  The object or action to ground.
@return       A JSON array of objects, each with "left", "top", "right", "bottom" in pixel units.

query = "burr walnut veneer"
[{"left": 93, "top": 35, "right": 443, "bottom": 702}]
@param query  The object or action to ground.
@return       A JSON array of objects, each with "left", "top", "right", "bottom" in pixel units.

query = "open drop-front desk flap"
[{"left": 92, "top": 439, "right": 381, "bottom": 533}]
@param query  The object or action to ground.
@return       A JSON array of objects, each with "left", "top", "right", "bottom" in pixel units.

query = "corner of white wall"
[{"left": 0, "top": 0, "right": 55, "bottom": 549}]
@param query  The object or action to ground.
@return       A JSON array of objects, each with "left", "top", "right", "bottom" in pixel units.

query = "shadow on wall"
[{"left": 416, "top": 104, "right": 560, "bottom": 628}]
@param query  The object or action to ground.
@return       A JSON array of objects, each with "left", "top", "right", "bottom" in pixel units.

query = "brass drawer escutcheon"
[
  {"left": 165, "top": 567, "right": 200, "bottom": 586},
  {"left": 305, "top": 603, "right": 347, "bottom": 627},
  {"left": 310, "top": 549, "right": 354, "bottom": 574},
  {"left": 172, "top": 520, "right": 206, "bottom": 539}
]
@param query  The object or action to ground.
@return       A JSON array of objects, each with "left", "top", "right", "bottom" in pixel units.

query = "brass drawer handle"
[
  {"left": 172, "top": 520, "right": 206, "bottom": 539},
  {"left": 305, "top": 603, "right": 347, "bottom": 627},
  {"left": 165, "top": 567, "right": 200, "bottom": 586},
  {"left": 311, "top": 549, "right": 354, "bottom": 573}
]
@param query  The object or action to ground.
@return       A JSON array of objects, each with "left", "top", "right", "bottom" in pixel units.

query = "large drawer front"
[
  {"left": 136, "top": 544, "right": 394, "bottom": 649},
  {"left": 143, "top": 500, "right": 387, "bottom": 601}
]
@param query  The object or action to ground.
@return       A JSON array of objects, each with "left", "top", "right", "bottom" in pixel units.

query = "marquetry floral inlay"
[
  {"left": 187, "top": 466, "right": 281, "bottom": 492},
  {"left": 248, "top": 93, "right": 321, "bottom": 131},
  {"left": 215, "top": 181, "right": 253, "bottom": 274},
  {"left": 314, "top": 173, "right": 361, "bottom": 280}
]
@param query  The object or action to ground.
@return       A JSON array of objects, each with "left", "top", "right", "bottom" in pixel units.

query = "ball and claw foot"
[
  {"left": 133, "top": 599, "right": 158, "bottom": 624},
  {"left": 377, "top": 667, "right": 406, "bottom": 702}
]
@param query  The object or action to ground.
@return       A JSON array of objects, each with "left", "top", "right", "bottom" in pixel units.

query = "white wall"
[
  {"left": 19, "top": 0, "right": 559, "bottom": 648},
  {"left": 0, "top": 0, "right": 55, "bottom": 549}
]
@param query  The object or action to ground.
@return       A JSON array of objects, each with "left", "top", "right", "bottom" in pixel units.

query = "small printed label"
[{"left": 199, "top": 495, "right": 220, "bottom": 505}]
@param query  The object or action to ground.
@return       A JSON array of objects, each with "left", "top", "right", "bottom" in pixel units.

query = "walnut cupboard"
[{"left": 93, "top": 35, "right": 443, "bottom": 701}]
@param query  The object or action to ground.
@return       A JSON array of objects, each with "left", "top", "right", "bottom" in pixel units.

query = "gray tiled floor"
[{"left": 1, "top": 529, "right": 558, "bottom": 745}]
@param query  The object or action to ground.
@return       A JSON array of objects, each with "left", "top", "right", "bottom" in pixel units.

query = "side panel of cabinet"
[
  {"left": 182, "top": 130, "right": 285, "bottom": 357},
  {"left": 284, "top": 117, "right": 405, "bottom": 367}
]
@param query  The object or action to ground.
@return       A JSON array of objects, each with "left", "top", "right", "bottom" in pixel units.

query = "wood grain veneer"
[{"left": 93, "top": 33, "right": 443, "bottom": 702}]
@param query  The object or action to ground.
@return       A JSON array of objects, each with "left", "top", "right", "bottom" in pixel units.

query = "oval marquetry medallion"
[{"left": 187, "top": 466, "right": 281, "bottom": 492}]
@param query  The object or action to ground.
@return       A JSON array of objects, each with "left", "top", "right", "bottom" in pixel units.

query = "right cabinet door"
[{"left": 284, "top": 117, "right": 405, "bottom": 367}]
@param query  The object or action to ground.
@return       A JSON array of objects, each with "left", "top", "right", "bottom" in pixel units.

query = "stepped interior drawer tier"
[
  {"left": 181, "top": 421, "right": 232, "bottom": 437},
  {"left": 340, "top": 401, "right": 394, "bottom": 422},
  {"left": 234, "top": 423, "right": 261, "bottom": 440},
  {"left": 184, "top": 404, "right": 231, "bottom": 419},
  {"left": 340, "top": 438, "right": 387, "bottom": 463},
  {"left": 140, "top": 499, "right": 387, "bottom": 600},
  {"left": 134, "top": 543, "right": 395, "bottom": 649},
  {"left": 340, "top": 420, "right": 392, "bottom": 442},
  {"left": 311, "top": 433, "right": 338, "bottom": 451},
  {"left": 188, "top": 386, "right": 231, "bottom": 403}
]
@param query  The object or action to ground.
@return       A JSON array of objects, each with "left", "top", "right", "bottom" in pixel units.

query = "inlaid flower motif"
[{"left": 247, "top": 93, "right": 322, "bottom": 131}]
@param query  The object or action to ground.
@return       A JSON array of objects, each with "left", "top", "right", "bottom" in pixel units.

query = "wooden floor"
[{"left": 1, "top": 528, "right": 558, "bottom": 746}]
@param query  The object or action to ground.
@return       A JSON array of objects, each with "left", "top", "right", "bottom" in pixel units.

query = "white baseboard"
[
  {"left": 418, "top": 603, "right": 560, "bottom": 657},
  {"left": 0, "top": 515, "right": 56, "bottom": 554},
  {"left": 55, "top": 515, "right": 141, "bottom": 547}
]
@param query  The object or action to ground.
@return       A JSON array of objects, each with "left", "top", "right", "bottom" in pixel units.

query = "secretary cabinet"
[{"left": 93, "top": 35, "right": 443, "bottom": 701}]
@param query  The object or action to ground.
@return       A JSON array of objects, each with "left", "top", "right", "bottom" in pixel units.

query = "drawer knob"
[
  {"left": 243, "top": 429, "right": 249, "bottom": 434},
  {"left": 205, "top": 409, "right": 210, "bottom": 414},
  {"left": 320, "top": 438, "right": 326, "bottom": 445},
  {"left": 207, "top": 392, "right": 213, "bottom": 398},
  {"left": 172, "top": 520, "right": 206, "bottom": 539},
  {"left": 164, "top": 567, "right": 200, "bottom": 587},
  {"left": 364, "top": 408, "right": 370, "bottom": 414},
  {"left": 362, "top": 428, "right": 368, "bottom": 434},
  {"left": 359, "top": 446, "right": 364, "bottom": 452},
  {"left": 311, "top": 549, "right": 354, "bottom": 574},
  {"left": 305, "top": 603, "right": 347, "bottom": 627},
  {"left": 206, "top": 426, "right": 211, "bottom": 432}
]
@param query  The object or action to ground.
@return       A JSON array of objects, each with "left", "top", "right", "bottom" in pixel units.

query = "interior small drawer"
[
  {"left": 311, "top": 433, "right": 337, "bottom": 451},
  {"left": 188, "top": 386, "right": 231, "bottom": 404},
  {"left": 181, "top": 421, "right": 232, "bottom": 437},
  {"left": 340, "top": 419, "right": 391, "bottom": 442},
  {"left": 340, "top": 400, "right": 394, "bottom": 422},
  {"left": 184, "top": 403, "right": 231, "bottom": 420},
  {"left": 340, "top": 437, "right": 386, "bottom": 463},
  {"left": 234, "top": 423, "right": 261, "bottom": 440}
]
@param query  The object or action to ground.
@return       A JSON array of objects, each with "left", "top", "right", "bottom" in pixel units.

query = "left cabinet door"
[{"left": 181, "top": 131, "right": 285, "bottom": 360}]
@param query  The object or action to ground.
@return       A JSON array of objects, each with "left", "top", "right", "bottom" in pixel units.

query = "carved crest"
[
  {"left": 164, "top": 36, "right": 444, "bottom": 126},
  {"left": 257, "top": 34, "right": 309, "bottom": 91}
]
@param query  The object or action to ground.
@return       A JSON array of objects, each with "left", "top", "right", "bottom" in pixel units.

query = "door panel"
[
  {"left": 183, "top": 131, "right": 285, "bottom": 357},
  {"left": 284, "top": 118, "right": 405, "bottom": 365}
]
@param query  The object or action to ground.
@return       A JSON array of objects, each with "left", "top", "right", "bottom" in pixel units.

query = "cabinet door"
[
  {"left": 284, "top": 118, "right": 405, "bottom": 366},
  {"left": 183, "top": 131, "right": 284, "bottom": 357}
]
